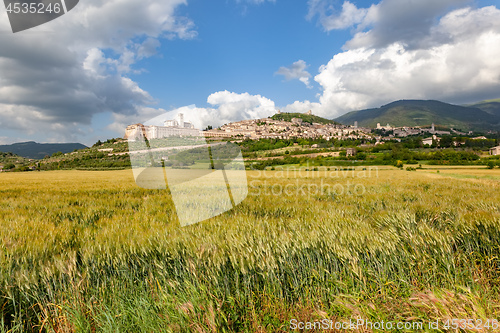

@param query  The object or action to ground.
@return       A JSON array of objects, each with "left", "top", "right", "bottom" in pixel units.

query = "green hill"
[
  {"left": 0, "top": 152, "right": 29, "bottom": 169},
  {"left": 271, "top": 112, "right": 338, "bottom": 125},
  {"left": 0, "top": 141, "right": 87, "bottom": 160},
  {"left": 334, "top": 100, "right": 500, "bottom": 131},
  {"left": 35, "top": 139, "right": 131, "bottom": 171},
  {"left": 467, "top": 99, "right": 500, "bottom": 118}
]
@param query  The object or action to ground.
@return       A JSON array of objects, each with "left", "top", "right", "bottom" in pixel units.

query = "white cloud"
[
  {"left": 0, "top": 137, "right": 11, "bottom": 145},
  {"left": 114, "top": 91, "right": 277, "bottom": 131},
  {"left": 281, "top": 100, "right": 321, "bottom": 115},
  {"left": 308, "top": 0, "right": 471, "bottom": 49},
  {"left": 108, "top": 106, "right": 168, "bottom": 134},
  {"left": 311, "top": 5, "right": 500, "bottom": 117},
  {"left": 207, "top": 90, "right": 276, "bottom": 122},
  {"left": 275, "top": 60, "right": 312, "bottom": 88},
  {"left": 137, "top": 38, "right": 162, "bottom": 60},
  {"left": 345, "top": 0, "right": 471, "bottom": 50},
  {"left": 308, "top": 1, "right": 370, "bottom": 30},
  {"left": 0, "top": 0, "right": 196, "bottom": 142}
]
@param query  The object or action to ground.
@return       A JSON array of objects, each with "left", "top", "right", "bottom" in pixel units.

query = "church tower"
[{"left": 179, "top": 113, "right": 185, "bottom": 128}]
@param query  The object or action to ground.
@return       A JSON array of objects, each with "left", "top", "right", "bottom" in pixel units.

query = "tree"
[
  {"left": 440, "top": 135, "right": 454, "bottom": 148},
  {"left": 356, "top": 152, "right": 367, "bottom": 160}
]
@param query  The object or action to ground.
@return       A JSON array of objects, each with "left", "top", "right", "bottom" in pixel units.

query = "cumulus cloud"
[
  {"left": 0, "top": 0, "right": 196, "bottom": 142},
  {"left": 281, "top": 100, "right": 321, "bottom": 114},
  {"left": 207, "top": 90, "right": 276, "bottom": 122},
  {"left": 307, "top": 0, "right": 370, "bottom": 30},
  {"left": 275, "top": 60, "right": 312, "bottom": 88},
  {"left": 132, "top": 91, "right": 277, "bottom": 130},
  {"left": 308, "top": 0, "right": 470, "bottom": 49},
  {"left": 311, "top": 5, "right": 500, "bottom": 117},
  {"left": 345, "top": 0, "right": 471, "bottom": 50}
]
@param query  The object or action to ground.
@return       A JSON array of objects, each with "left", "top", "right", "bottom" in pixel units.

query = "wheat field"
[{"left": 1, "top": 167, "right": 500, "bottom": 332}]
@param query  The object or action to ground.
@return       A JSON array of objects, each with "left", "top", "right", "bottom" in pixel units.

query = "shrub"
[{"left": 51, "top": 151, "right": 63, "bottom": 157}]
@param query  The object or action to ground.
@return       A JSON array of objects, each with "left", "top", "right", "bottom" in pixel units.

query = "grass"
[
  {"left": 418, "top": 166, "right": 500, "bottom": 181},
  {"left": 1, "top": 168, "right": 500, "bottom": 331}
]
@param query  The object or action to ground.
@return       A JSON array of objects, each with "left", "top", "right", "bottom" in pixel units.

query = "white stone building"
[{"left": 125, "top": 113, "right": 201, "bottom": 140}]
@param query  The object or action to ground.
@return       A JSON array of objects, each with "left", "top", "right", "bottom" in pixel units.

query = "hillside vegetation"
[
  {"left": 271, "top": 112, "right": 338, "bottom": 125},
  {"left": 0, "top": 152, "right": 29, "bottom": 170},
  {"left": 38, "top": 139, "right": 131, "bottom": 170},
  {"left": 0, "top": 141, "right": 87, "bottom": 159},
  {"left": 468, "top": 100, "right": 500, "bottom": 118}
]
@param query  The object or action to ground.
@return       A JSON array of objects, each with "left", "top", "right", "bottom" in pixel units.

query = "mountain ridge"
[
  {"left": 334, "top": 99, "right": 500, "bottom": 131},
  {"left": 0, "top": 141, "right": 87, "bottom": 160}
]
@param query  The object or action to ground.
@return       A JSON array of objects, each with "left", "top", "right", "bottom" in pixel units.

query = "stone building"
[
  {"left": 490, "top": 146, "right": 500, "bottom": 156},
  {"left": 125, "top": 113, "right": 201, "bottom": 140}
]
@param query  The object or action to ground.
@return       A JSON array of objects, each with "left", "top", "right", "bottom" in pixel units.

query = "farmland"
[{"left": 1, "top": 167, "right": 500, "bottom": 332}]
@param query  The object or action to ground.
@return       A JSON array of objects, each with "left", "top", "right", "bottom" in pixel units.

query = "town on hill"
[
  {"left": 124, "top": 109, "right": 490, "bottom": 145},
  {"left": 202, "top": 111, "right": 372, "bottom": 140},
  {"left": 124, "top": 110, "right": 371, "bottom": 141}
]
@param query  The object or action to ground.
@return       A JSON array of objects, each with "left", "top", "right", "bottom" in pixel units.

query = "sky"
[{"left": 0, "top": 0, "right": 499, "bottom": 145}]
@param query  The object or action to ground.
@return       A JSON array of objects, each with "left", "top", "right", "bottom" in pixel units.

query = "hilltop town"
[
  {"left": 124, "top": 110, "right": 479, "bottom": 146},
  {"left": 203, "top": 111, "right": 372, "bottom": 141},
  {"left": 125, "top": 111, "right": 373, "bottom": 142}
]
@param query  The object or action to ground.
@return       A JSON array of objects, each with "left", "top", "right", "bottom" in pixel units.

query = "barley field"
[{"left": 1, "top": 167, "right": 500, "bottom": 332}]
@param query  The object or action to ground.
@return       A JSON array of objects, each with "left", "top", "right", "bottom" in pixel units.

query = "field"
[{"left": 1, "top": 167, "right": 500, "bottom": 332}]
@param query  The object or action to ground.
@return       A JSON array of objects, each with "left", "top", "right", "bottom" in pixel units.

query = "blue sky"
[
  {"left": 130, "top": 0, "right": 348, "bottom": 108},
  {"left": 1, "top": 0, "right": 500, "bottom": 145}
]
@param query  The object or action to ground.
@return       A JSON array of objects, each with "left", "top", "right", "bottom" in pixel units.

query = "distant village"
[
  {"left": 130, "top": 111, "right": 466, "bottom": 138},
  {"left": 204, "top": 110, "right": 372, "bottom": 141},
  {"left": 125, "top": 110, "right": 372, "bottom": 142},
  {"left": 123, "top": 110, "right": 500, "bottom": 155}
]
